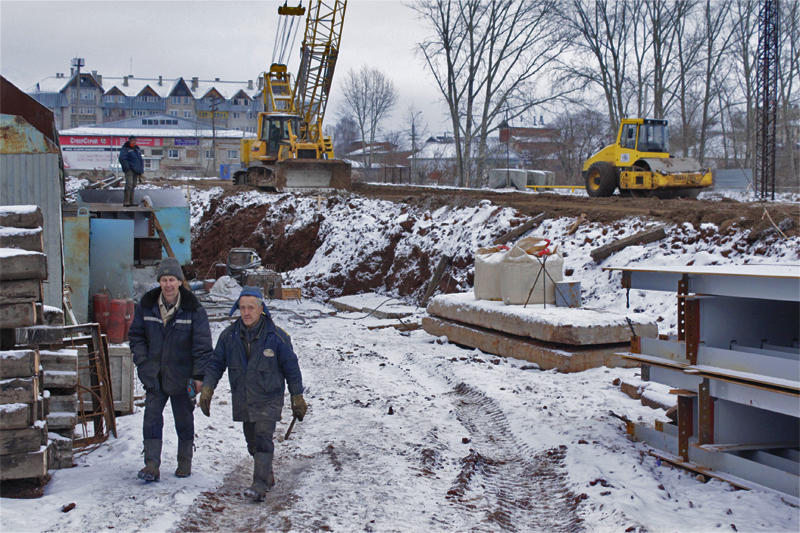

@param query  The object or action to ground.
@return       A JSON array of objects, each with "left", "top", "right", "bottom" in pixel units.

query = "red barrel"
[
  {"left": 123, "top": 298, "right": 135, "bottom": 342},
  {"left": 215, "top": 263, "right": 227, "bottom": 279},
  {"left": 92, "top": 290, "right": 111, "bottom": 334},
  {"left": 107, "top": 297, "right": 127, "bottom": 344}
]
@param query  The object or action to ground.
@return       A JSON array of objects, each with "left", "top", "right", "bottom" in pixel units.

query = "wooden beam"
[
  {"left": 590, "top": 226, "right": 667, "bottom": 262},
  {"left": 493, "top": 213, "right": 545, "bottom": 245},
  {"left": 421, "top": 254, "right": 452, "bottom": 307}
]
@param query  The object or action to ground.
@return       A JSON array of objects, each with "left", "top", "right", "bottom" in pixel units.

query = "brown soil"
[{"left": 190, "top": 183, "right": 798, "bottom": 302}]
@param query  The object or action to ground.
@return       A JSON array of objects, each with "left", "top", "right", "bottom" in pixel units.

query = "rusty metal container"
[
  {"left": 555, "top": 281, "right": 581, "bottom": 308},
  {"left": 215, "top": 263, "right": 227, "bottom": 279}
]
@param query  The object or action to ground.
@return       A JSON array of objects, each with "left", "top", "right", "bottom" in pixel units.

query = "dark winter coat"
[
  {"left": 204, "top": 313, "right": 303, "bottom": 422},
  {"left": 119, "top": 142, "right": 144, "bottom": 174},
  {"left": 129, "top": 286, "right": 212, "bottom": 396}
]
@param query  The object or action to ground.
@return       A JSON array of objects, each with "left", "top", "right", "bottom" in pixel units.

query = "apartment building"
[{"left": 28, "top": 61, "right": 266, "bottom": 134}]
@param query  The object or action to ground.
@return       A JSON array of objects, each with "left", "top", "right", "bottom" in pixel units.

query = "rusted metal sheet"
[
  {"left": 0, "top": 75, "right": 59, "bottom": 146},
  {"left": 63, "top": 208, "right": 91, "bottom": 323},
  {"left": 698, "top": 378, "right": 714, "bottom": 445},
  {"left": 677, "top": 394, "right": 694, "bottom": 461},
  {"left": 0, "top": 152, "right": 63, "bottom": 308},
  {"left": 0, "top": 114, "right": 60, "bottom": 154}
]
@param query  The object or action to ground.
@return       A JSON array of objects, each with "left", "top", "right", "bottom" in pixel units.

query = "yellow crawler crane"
[
  {"left": 235, "top": 0, "right": 351, "bottom": 191},
  {"left": 582, "top": 118, "right": 712, "bottom": 198}
]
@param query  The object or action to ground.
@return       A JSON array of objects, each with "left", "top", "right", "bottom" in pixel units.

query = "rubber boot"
[
  {"left": 243, "top": 452, "right": 273, "bottom": 501},
  {"left": 138, "top": 439, "right": 162, "bottom": 482},
  {"left": 175, "top": 440, "right": 193, "bottom": 478},
  {"left": 124, "top": 188, "right": 133, "bottom": 207}
]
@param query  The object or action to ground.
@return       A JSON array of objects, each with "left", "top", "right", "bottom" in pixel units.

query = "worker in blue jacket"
[
  {"left": 198, "top": 286, "right": 307, "bottom": 501},
  {"left": 118, "top": 136, "right": 144, "bottom": 206},
  {"left": 128, "top": 257, "right": 212, "bottom": 482}
]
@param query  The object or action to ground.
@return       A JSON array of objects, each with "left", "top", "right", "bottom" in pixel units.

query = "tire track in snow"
[{"left": 447, "top": 382, "right": 584, "bottom": 532}]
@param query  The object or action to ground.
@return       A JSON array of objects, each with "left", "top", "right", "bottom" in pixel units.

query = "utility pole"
[{"left": 71, "top": 57, "right": 84, "bottom": 128}]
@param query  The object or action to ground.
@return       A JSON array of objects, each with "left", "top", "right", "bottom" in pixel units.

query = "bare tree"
[
  {"left": 728, "top": 0, "right": 759, "bottom": 168},
  {"left": 551, "top": 109, "right": 608, "bottom": 184},
  {"left": 556, "top": 0, "right": 635, "bottom": 134},
  {"left": 403, "top": 103, "right": 429, "bottom": 183},
  {"left": 332, "top": 115, "right": 359, "bottom": 158},
  {"left": 778, "top": 0, "right": 800, "bottom": 183},
  {"left": 695, "top": 0, "right": 735, "bottom": 166},
  {"left": 413, "top": 0, "right": 570, "bottom": 188},
  {"left": 338, "top": 65, "right": 398, "bottom": 167}
]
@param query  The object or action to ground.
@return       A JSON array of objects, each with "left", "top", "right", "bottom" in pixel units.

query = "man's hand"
[
  {"left": 198, "top": 386, "right": 214, "bottom": 417},
  {"left": 291, "top": 394, "right": 307, "bottom": 421},
  {"left": 193, "top": 380, "right": 203, "bottom": 395}
]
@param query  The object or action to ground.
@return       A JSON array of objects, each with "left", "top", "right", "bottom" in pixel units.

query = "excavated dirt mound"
[{"left": 191, "top": 185, "right": 798, "bottom": 302}]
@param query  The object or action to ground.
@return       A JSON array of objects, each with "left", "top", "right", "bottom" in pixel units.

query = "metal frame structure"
[
  {"left": 755, "top": 0, "right": 780, "bottom": 200},
  {"left": 606, "top": 265, "right": 799, "bottom": 504}
]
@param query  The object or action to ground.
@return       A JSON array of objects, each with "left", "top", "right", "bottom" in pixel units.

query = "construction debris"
[{"left": 590, "top": 226, "right": 667, "bottom": 262}]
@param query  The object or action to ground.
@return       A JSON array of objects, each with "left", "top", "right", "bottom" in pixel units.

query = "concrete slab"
[
  {"left": 329, "top": 293, "right": 417, "bottom": 319},
  {"left": 422, "top": 316, "right": 637, "bottom": 373},
  {"left": 427, "top": 292, "right": 657, "bottom": 345}
]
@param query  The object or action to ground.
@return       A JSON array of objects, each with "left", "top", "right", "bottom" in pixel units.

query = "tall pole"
[
  {"left": 71, "top": 57, "right": 84, "bottom": 128},
  {"left": 755, "top": 0, "right": 780, "bottom": 200}
]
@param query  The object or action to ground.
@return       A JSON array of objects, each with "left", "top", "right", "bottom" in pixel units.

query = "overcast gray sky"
[{"left": 0, "top": 0, "right": 450, "bottom": 136}]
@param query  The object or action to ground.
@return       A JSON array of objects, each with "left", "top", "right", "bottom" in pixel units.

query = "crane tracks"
[{"left": 447, "top": 383, "right": 583, "bottom": 532}]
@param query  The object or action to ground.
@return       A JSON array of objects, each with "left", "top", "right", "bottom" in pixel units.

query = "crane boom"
[
  {"left": 295, "top": 0, "right": 347, "bottom": 144},
  {"left": 234, "top": 0, "right": 350, "bottom": 192}
]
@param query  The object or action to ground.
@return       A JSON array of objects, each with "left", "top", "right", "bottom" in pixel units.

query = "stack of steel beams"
[{"left": 605, "top": 264, "right": 799, "bottom": 504}]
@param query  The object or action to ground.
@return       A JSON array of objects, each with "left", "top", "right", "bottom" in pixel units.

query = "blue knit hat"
[{"left": 229, "top": 285, "right": 271, "bottom": 318}]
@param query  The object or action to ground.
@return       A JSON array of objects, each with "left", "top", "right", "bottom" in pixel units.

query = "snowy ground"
[{"left": 1, "top": 186, "right": 798, "bottom": 532}]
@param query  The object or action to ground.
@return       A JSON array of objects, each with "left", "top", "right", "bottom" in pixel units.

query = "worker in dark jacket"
[
  {"left": 198, "top": 286, "right": 306, "bottom": 501},
  {"left": 128, "top": 257, "right": 212, "bottom": 482},
  {"left": 118, "top": 136, "right": 144, "bottom": 207}
]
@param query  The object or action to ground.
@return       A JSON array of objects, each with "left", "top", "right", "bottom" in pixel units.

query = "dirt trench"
[{"left": 190, "top": 184, "right": 799, "bottom": 303}]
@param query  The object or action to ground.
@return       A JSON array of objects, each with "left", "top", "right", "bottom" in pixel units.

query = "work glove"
[
  {"left": 198, "top": 386, "right": 214, "bottom": 417},
  {"left": 291, "top": 394, "right": 307, "bottom": 422}
]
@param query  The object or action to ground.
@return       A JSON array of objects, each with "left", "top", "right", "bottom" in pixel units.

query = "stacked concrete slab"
[
  {"left": 0, "top": 349, "right": 48, "bottom": 481},
  {"left": 0, "top": 205, "right": 72, "bottom": 475},
  {"left": 423, "top": 292, "right": 657, "bottom": 372}
]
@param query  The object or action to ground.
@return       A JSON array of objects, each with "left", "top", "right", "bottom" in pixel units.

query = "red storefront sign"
[{"left": 59, "top": 136, "right": 163, "bottom": 147}]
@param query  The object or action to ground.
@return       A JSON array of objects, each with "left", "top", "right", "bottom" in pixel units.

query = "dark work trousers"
[
  {"left": 243, "top": 419, "right": 277, "bottom": 456},
  {"left": 143, "top": 389, "right": 195, "bottom": 441},
  {"left": 124, "top": 170, "right": 139, "bottom": 194}
]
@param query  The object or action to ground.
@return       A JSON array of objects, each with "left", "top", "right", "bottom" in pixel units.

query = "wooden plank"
[
  {"left": 0, "top": 302, "right": 37, "bottom": 328},
  {"left": 493, "top": 213, "right": 545, "bottom": 245},
  {"left": 590, "top": 227, "right": 667, "bottom": 262},
  {"left": 0, "top": 278, "right": 42, "bottom": 305},
  {"left": 0, "top": 376, "right": 38, "bottom": 404},
  {"left": 0, "top": 447, "right": 47, "bottom": 481},
  {"left": 0, "top": 425, "right": 47, "bottom": 455},
  {"left": 0, "top": 227, "right": 44, "bottom": 253},
  {"left": 421, "top": 254, "right": 453, "bottom": 307},
  {"left": 0, "top": 207, "right": 43, "bottom": 230},
  {"left": 0, "top": 350, "right": 39, "bottom": 378},
  {"left": 0, "top": 251, "right": 48, "bottom": 281}
]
